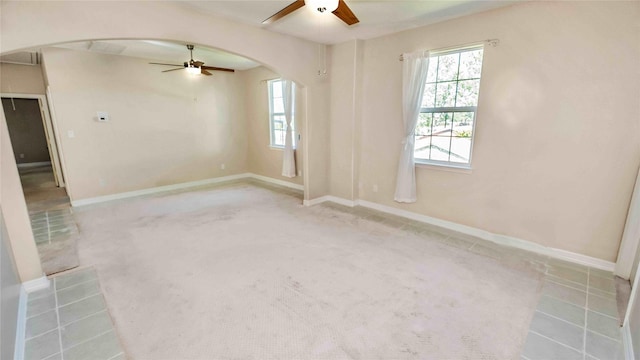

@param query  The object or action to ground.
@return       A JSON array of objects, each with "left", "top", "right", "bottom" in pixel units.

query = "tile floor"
[
  {"left": 30, "top": 209, "right": 78, "bottom": 246},
  {"left": 522, "top": 259, "right": 625, "bottom": 360},
  {"left": 24, "top": 268, "right": 125, "bottom": 360}
]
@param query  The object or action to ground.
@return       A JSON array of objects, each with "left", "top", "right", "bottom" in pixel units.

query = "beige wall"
[
  {"left": 0, "top": 63, "right": 46, "bottom": 94},
  {"left": 0, "top": 109, "right": 43, "bottom": 281},
  {"left": 0, "top": 210, "right": 22, "bottom": 360},
  {"left": 0, "top": 0, "right": 331, "bottom": 202},
  {"left": 42, "top": 47, "right": 249, "bottom": 201},
  {"left": 244, "top": 66, "right": 304, "bottom": 187},
  {"left": 335, "top": 1, "right": 640, "bottom": 261},
  {"left": 328, "top": 40, "right": 364, "bottom": 201}
]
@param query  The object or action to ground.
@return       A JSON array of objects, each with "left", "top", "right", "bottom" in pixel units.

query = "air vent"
[{"left": 0, "top": 52, "right": 40, "bottom": 65}]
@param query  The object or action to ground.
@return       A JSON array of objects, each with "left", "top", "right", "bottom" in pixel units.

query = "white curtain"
[
  {"left": 394, "top": 51, "right": 430, "bottom": 203},
  {"left": 281, "top": 79, "right": 296, "bottom": 178}
]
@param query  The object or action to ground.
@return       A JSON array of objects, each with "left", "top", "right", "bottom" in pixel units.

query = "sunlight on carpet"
[{"left": 73, "top": 183, "right": 543, "bottom": 359}]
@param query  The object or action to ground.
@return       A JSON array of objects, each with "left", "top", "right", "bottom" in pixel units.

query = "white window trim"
[{"left": 415, "top": 45, "right": 483, "bottom": 168}]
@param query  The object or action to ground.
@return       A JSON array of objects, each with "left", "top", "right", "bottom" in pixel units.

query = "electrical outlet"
[
  {"left": 99, "top": 178, "right": 106, "bottom": 187},
  {"left": 372, "top": 184, "right": 378, "bottom": 193},
  {"left": 67, "top": 130, "right": 75, "bottom": 138},
  {"left": 220, "top": 163, "right": 225, "bottom": 170},
  {"left": 19, "top": 153, "right": 25, "bottom": 158}
]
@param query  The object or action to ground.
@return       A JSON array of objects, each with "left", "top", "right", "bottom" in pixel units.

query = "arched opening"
[{"left": 1, "top": 38, "right": 309, "bottom": 275}]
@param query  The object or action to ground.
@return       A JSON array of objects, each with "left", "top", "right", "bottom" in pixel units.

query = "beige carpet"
[{"left": 73, "top": 183, "right": 543, "bottom": 359}]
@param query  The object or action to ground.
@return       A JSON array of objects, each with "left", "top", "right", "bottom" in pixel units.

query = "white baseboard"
[
  {"left": 622, "top": 323, "right": 635, "bottom": 360},
  {"left": 22, "top": 276, "right": 50, "bottom": 293},
  {"left": 71, "top": 173, "right": 252, "bottom": 207},
  {"left": 71, "top": 173, "right": 304, "bottom": 207},
  {"left": 14, "top": 286, "right": 27, "bottom": 360},
  {"left": 304, "top": 196, "right": 616, "bottom": 271},
  {"left": 303, "top": 195, "right": 356, "bottom": 207},
  {"left": 17, "top": 161, "right": 51, "bottom": 169},
  {"left": 248, "top": 173, "right": 304, "bottom": 191}
]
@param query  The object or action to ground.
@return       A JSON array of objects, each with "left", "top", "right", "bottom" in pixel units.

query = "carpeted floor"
[{"left": 73, "top": 182, "right": 544, "bottom": 359}]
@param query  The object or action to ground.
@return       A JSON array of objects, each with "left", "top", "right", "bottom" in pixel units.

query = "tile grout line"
[
  {"left": 534, "top": 309, "right": 584, "bottom": 329},
  {"left": 537, "top": 293, "right": 618, "bottom": 321},
  {"left": 529, "top": 330, "right": 584, "bottom": 354},
  {"left": 63, "top": 329, "right": 115, "bottom": 354},
  {"left": 24, "top": 327, "right": 58, "bottom": 342},
  {"left": 57, "top": 292, "right": 103, "bottom": 309},
  {"left": 58, "top": 309, "right": 108, "bottom": 329},
  {"left": 41, "top": 352, "right": 62, "bottom": 360},
  {"left": 106, "top": 352, "right": 124, "bottom": 360},
  {"left": 54, "top": 275, "right": 99, "bottom": 292},
  {"left": 53, "top": 279, "right": 65, "bottom": 360}
]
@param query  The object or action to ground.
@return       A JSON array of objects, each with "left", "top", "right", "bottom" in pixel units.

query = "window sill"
[{"left": 415, "top": 161, "right": 472, "bottom": 174}]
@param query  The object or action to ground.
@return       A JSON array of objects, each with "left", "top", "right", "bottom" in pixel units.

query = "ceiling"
[
  {"left": 6, "top": 1, "right": 522, "bottom": 71},
  {"left": 53, "top": 40, "right": 261, "bottom": 71},
  {"left": 180, "top": 0, "right": 522, "bottom": 45}
]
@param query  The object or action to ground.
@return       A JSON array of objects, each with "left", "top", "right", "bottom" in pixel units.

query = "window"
[
  {"left": 414, "top": 46, "right": 484, "bottom": 167},
  {"left": 268, "top": 79, "right": 295, "bottom": 148}
]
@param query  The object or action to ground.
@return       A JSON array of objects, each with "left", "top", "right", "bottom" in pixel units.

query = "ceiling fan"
[
  {"left": 263, "top": 0, "right": 359, "bottom": 26},
  {"left": 149, "top": 45, "right": 234, "bottom": 76}
]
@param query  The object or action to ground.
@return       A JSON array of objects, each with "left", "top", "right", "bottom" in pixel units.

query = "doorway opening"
[{"left": 1, "top": 94, "right": 79, "bottom": 275}]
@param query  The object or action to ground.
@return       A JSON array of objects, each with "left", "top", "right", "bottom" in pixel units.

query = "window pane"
[
  {"left": 273, "top": 98, "right": 284, "bottom": 113},
  {"left": 452, "top": 112, "right": 474, "bottom": 138},
  {"left": 422, "top": 83, "right": 436, "bottom": 108},
  {"left": 271, "top": 81, "right": 282, "bottom": 98},
  {"left": 430, "top": 136, "right": 451, "bottom": 161},
  {"left": 436, "top": 53, "right": 459, "bottom": 81},
  {"left": 435, "top": 82, "right": 456, "bottom": 107},
  {"left": 426, "top": 59, "right": 438, "bottom": 83},
  {"left": 459, "top": 49, "right": 483, "bottom": 80},
  {"left": 414, "top": 134, "right": 431, "bottom": 159},
  {"left": 273, "top": 116, "right": 285, "bottom": 130},
  {"left": 455, "top": 79, "right": 480, "bottom": 107},
  {"left": 416, "top": 113, "right": 433, "bottom": 136},
  {"left": 450, "top": 137, "right": 472, "bottom": 163},
  {"left": 432, "top": 112, "right": 453, "bottom": 135}
]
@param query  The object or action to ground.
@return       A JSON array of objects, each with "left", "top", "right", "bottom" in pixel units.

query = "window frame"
[
  {"left": 414, "top": 45, "right": 484, "bottom": 169},
  {"left": 267, "top": 79, "right": 296, "bottom": 149}
]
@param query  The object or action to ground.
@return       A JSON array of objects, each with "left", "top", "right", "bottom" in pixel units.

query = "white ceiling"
[
  {"left": 37, "top": 1, "right": 521, "bottom": 71},
  {"left": 180, "top": 0, "right": 522, "bottom": 45},
  {"left": 54, "top": 40, "right": 261, "bottom": 71}
]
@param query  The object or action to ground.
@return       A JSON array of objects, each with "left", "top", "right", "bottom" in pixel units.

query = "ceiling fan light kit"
[
  {"left": 307, "top": 0, "right": 339, "bottom": 13},
  {"left": 186, "top": 65, "right": 201, "bottom": 75},
  {"left": 262, "top": 0, "right": 359, "bottom": 26},
  {"left": 149, "top": 44, "right": 235, "bottom": 76}
]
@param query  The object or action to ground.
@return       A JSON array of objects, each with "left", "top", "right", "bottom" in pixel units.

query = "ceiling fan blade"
[
  {"left": 201, "top": 66, "right": 235, "bottom": 73},
  {"left": 193, "top": 61, "right": 204, "bottom": 67},
  {"left": 332, "top": 0, "right": 359, "bottom": 25},
  {"left": 162, "top": 68, "right": 185, "bottom": 73},
  {"left": 150, "top": 62, "right": 183, "bottom": 67},
  {"left": 201, "top": 70, "right": 213, "bottom": 76},
  {"left": 262, "top": 0, "right": 305, "bottom": 25}
]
